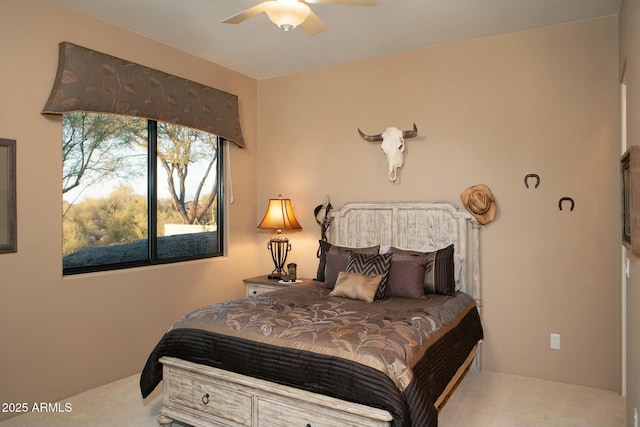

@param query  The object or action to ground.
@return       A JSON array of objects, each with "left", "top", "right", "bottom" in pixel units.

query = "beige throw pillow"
[{"left": 329, "top": 271, "right": 382, "bottom": 303}]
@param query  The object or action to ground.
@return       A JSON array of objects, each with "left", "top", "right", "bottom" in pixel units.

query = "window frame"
[{"left": 63, "top": 117, "right": 225, "bottom": 276}]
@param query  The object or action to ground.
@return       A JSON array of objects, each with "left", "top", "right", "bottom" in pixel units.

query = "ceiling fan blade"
[
  {"left": 304, "top": 0, "right": 378, "bottom": 5},
  {"left": 222, "top": 3, "right": 266, "bottom": 24},
  {"left": 301, "top": 10, "right": 327, "bottom": 35}
]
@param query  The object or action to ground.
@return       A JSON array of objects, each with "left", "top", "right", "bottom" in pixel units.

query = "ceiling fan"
[{"left": 222, "top": 0, "right": 379, "bottom": 35}]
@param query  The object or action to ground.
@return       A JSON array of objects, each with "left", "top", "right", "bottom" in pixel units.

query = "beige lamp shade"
[{"left": 258, "top": 197, "right": 302, "bottom": 231}]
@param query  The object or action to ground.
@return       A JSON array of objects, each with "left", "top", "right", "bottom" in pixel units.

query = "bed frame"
[{"left": 157, "top": 201, "right": 482, "bottom": 427}]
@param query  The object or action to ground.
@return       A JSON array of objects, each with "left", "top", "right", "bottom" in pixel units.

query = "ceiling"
[{"left": 56, "top": 0, "right": 620, "bottom": 80}]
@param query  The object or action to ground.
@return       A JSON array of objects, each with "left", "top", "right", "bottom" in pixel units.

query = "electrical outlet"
[
  {"left": 634, "top": 407, "right": 637, "bottom": 427},
  {"left": 550, "top": 333, "right": 560, "bottom": 350}
]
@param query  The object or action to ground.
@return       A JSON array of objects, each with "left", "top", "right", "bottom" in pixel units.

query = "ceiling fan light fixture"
[{"left": 264, "top": 0, "right": 311, "bottom": 31}]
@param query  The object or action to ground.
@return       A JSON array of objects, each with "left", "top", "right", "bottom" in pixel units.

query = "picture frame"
[
  {"left": 0, "top": 138, "right": 16, "bottom": 253},
  {"left": 621, "top": 146, "right": 639, "bottom": 254}
]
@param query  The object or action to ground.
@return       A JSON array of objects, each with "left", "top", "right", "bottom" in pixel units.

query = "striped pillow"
[
  {"left": 315, "top": 241, "right": 380, "bottom": 282},
  {"left": 346, "top": 252, "right": 392, "bottom": 300},
  {"left": 389, "top": 244, "right": 456, "bottom": 295},
  {"left": 423, "top": 244, "right": 455, "bottom": 295}
]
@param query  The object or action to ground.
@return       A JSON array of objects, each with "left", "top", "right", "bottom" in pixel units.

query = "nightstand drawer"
[
  {"left": 245, "top": 282, "right": 281, "bottom": 297},
  {"left": 243, "top": 275, "right": 307, "bottom": 297}
]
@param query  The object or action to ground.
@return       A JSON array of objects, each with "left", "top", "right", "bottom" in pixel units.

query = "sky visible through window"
[{"left": 63, "top": 150, "right": 216, "bottom": 204}]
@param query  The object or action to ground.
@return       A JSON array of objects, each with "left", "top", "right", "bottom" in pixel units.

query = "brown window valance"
[{"left": 42, "top": 42, "right": 245, "bottom": 148}]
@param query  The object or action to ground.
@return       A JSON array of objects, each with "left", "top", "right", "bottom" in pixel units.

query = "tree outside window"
[{"left": 62, "top": 112, "right": 223, "bottom": 274}]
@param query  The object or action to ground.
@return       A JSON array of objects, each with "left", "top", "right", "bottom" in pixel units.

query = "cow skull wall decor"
[{"left": 358, "top": 123, "right": 418, "bottom": 182}]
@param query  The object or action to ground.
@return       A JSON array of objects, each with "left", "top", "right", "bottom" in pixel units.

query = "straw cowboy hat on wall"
[{"left": 460, "top": 184, "right": 498, "bottom": 225}]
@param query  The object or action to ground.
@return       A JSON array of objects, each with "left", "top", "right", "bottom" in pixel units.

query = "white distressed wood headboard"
[{"left": 328, "top": 201, "right": 482, "bottom": 308}]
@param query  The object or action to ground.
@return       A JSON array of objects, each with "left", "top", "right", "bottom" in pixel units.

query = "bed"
[{"left": 140, "top": 201, "right": 483, "bottom": 427}]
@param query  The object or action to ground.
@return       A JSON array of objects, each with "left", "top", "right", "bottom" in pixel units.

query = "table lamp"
[{"left": 257, "top": 195, "right": 302, "bottom": 279}]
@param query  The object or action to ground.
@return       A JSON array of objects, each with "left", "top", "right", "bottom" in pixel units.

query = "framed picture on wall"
[
  {"left": 621, "top": 146, "right": 639, "bottom": 254},
  {"left": 0, "top": 138, "right": 16, "bottom": 254}
]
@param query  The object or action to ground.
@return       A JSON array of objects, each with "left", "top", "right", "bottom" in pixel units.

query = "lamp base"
[
  {"left": 267, "top": 237, "right": 291, "bottom": 279},
  {"left": 266, "top": 238, "right": 291, "bottom": 281}
]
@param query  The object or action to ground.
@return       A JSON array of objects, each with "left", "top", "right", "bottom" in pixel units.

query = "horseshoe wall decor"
[
  {"left": 558, "top": 197, "right": 575, "bottom": 212},
  {"left": 524, "top": 173, "right": 540, "bottom": 189}
]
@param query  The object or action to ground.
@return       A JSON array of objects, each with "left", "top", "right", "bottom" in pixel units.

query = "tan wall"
[
  {"left": 257, "top": 16, "right": 621, "bottom": 391},
  {"left": 0, "top": 0, "right": 259, "bottom": 421},
  {"left": 620, "top": 0, "right": 640, "bottom": 425},
  {"left": 0, "top": 0, "right": 624, "bottom": 421}
]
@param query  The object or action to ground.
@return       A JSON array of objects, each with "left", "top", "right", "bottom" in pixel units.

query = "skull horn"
[
  {"left": 402, "top": 123, "right": 418, "bottom": 139},
  {"left": 358, "top": 128, "right": 384, "bottom": 142}
]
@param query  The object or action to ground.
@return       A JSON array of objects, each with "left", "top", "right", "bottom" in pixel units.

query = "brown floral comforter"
[{"left": 140, "top": 281, "right": 483, "bottom": 427}]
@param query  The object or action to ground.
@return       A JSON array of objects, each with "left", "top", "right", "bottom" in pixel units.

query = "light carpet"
[{"left": 0, "top": 370, "right": 625, "bottom": 426}]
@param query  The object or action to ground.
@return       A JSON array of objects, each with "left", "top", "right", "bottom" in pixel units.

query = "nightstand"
[{"left": 243, "top": 275, "right": 306, "bottom": 297}]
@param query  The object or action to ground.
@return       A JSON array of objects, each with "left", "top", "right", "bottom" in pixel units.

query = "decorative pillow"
[
  {"left": 389, "top": 244, "right": 456, "bottom": 295},
  {"left": 322, "top": 252, "right": 349, "bottom": 289},
  {"left": 385, "top": 259, "right": 428, "bottom": 298},
  {"left": 315, "top": 240, "right": 379, "bottom": 282},
  {"left": 329, "top": 271, "right": 382, "bottom": 303},
  {"left": 346, "top": 252, "right": 392, "bottom": 300}
]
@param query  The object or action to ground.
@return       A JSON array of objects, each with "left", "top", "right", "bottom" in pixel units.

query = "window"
[{"left": 62, "top": 112, "right": 223, "bottom": 274}]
